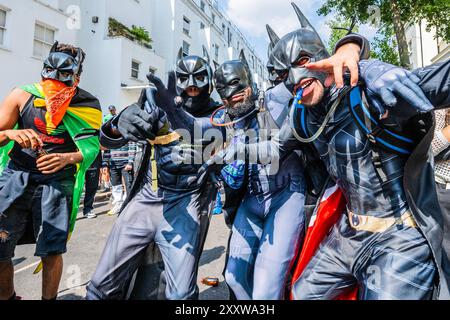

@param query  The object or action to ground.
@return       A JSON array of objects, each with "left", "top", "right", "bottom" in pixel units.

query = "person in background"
[
  {"left": 99, "top": 147, "right": 111, "bottom": 192},
  {"left": 431, "top": 109, "right": 450, "bottom": 262},
  {"left": 83, "top": 152, "right": 102, "bottom": 219},
  {"left": 103, "top": 105, "right": 117, "bottom": 123},
  {"left": 99, "top": 108, "right": 116, "bottom": 193},
  {"left": 103, "top": 141, "right": 136, "bottom": 216}
]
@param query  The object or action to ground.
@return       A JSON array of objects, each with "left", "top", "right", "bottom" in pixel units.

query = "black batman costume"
[
  {"left": 86, "top": 48, "right": 222, "bottom": 300},
  {"left": 265, "top": 6, "right": 450, "bottom": 300}
]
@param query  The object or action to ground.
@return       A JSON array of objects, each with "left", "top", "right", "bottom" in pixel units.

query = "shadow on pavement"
[
  {"left": 200, "top": 246, "right": 226, "bottom": 266},
  {"left": 199, "top": 281, "right": 229, "bottom": 300}
]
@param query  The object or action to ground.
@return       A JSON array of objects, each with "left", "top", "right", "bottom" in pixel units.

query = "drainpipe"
[{"left": 419, "top": 20, "right": 424, "bottom": 67}]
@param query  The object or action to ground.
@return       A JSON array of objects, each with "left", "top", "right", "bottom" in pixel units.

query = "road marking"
[{"left": 14, "top": 261, "right": 40, "bottom": 274}]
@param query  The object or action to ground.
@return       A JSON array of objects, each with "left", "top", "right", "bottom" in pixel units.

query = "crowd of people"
[
  {"left": 82, "top": 105, "right": 138, "bottom": 219},
  {"left": 0, "top": 4, "right": 449, "bottom": 301}
]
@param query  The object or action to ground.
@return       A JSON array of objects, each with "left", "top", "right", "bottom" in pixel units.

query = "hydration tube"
[
  {"left": 290, "top": 87, "right": 351, "bottom": 144},
  {"left": 210, "top": 105, "right": 258, "bottom": 128}
]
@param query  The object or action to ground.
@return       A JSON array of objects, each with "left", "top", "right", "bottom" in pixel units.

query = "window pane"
[
  {"left": 33, "top": 40, "right": 43, "bottom": 57},
  {"left": 43, "top": 43, "right": 52, "bottom": 56},
  {"left": 183, "top": 17, "right": 190, "bottom": 34},
  {"left": 35, "top": 24, "right": 45, "bottom": 41},
  {"left": 183, "top": 41, "right": 190, "bottom": 56},
  {"left": 0, "top": 29, "right": 4, "bottom": 45},
  {"left": 0, "top": 10, "right": 6, "bottom": 28},
  {"left": 45, "top": 28, "right": 55, "bottom": 43}
]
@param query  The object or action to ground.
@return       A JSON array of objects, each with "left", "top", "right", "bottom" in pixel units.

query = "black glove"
[
  {"left": 113, "top": 104, "right": 157, "bottom": 142},
  {"left": 360, "top": 59, "right": 433, "bottom": 116}
]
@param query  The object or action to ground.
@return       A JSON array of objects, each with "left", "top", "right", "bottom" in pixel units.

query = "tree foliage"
[
  {"left": 319, "top": 0, "right": 450, "bottom": 68},
  {"left": 319, "top": 0, "right": 449, "bottom": 39},
  {"left": 327, "top": 17, "right": 400, "bottom": 65},
  {"left": 370, "top": 26, "right": 401, "bottom": 66}
]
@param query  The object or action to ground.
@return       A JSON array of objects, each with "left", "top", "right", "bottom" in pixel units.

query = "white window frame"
[
  {"left": 182, "top": 41, "right": 190, "bottom": 57},
  {"left": 0, "top": 7, "right": 8, "bottom": 47},
  {"left": 131, "top": 60, "right": 141, "bottom": 79},
  {"left": 33, "top": 22, "right": 56, "bottom": 59},
  {"left": 183, "top": 16, "right": 190, "bottom": 36},
  {"left": 200, "top": 1, "right": 206, "bottom": 12},
  {"left": 214, "top": 44, "right": 219, "bottom": 61}
]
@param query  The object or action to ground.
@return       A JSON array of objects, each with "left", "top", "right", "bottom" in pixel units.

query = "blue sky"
[{"left": 217, "top": 0, "right": 378, "bottom": 62}]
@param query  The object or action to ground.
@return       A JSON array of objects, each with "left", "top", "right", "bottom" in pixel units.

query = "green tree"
[
  {"left": 327, "top": 17, "right": 360, "bottom": 54},
  {"left": 327, "top": 17, "right": 400, "bottom": 65},
  {"left": 318, "top": 0, "right": 450, "bottom": 69},
  {"left": 370, "top": 26, "right": 401, "bottom": 65}
]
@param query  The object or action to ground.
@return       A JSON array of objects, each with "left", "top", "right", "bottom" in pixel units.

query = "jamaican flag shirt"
[{"left": 0, "top": 83, "right": 102, "bottom": 234}]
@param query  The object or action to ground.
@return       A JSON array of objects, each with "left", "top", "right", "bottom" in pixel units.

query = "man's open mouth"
[
  {"left": 294, "top": 78, "right": 317, "bottom": 97},
  {"left": 300, "top": 78, "right": 315, "bottom": 89}
]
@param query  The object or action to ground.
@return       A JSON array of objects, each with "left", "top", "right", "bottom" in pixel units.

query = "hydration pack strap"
[{"left": 348, "top": 87, "right": 415, "bottom": 157}]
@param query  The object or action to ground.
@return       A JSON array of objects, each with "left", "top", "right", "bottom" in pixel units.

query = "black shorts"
[{"left": 0, "top": 176, "right": 74, "bottom": 261}]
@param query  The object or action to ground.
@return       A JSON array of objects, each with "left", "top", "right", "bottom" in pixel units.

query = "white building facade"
[
  {"left": 406, "top": 21, "right": 450, "bottom": 69},
  {"left": 0, "top": 0, "right": 78, "bottom": 99},
  {"left": 0, "top": 0, "right": 268, "bottom": 112}
]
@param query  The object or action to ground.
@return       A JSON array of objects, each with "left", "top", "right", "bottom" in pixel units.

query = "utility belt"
[{"left": 348, "top": 210, "right": 418, "bottom": 233}]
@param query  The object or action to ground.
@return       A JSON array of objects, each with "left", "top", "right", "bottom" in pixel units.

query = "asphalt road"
[{"left": 12, "top": 193, "right": 230, "bottom": 300}]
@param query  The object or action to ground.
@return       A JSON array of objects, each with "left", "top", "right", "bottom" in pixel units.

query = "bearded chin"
[{"left": 227, "top": 98, "right": 255, "bottom": 118}]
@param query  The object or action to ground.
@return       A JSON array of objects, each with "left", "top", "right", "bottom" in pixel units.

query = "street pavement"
[{"left": 12, "top": 192, "right": 230, "bottom": 300}]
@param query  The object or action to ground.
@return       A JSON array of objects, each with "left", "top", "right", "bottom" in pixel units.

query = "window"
[
  {"left": 131, "top": 60, "right": 140, "bottom": 79},
  {"left": 222, "top": 23, "right": 226, "bottom": 35},
  {"left": 214, "top": 44, "right": 219, "bottom": 61},
  {"left": 408, "top": 40, "right": 413, "bottom": 57},
  {"left": 200, "top": 1, "right": 206, "bottom": 12},
  {"left": 0, "top": 9, "right": 6, "bottom": 46},
  {"left": 212, "top": 14, "right": 216, "bottom": 24},
  {"left": 227, "top": 28, "right": 233, "bottom": 47},
  {"left": 203, "top": 46, "right": 209, "bottom": 58},
  {"left": 200, "top": 22, "right": 205, "bottom": 30},
  {"left": 33, "top": 23, "right": 56, "bottom": 58},
  {"left": 183, "top": 16, "right": 190, "bottom": 35},
  {"left": 182, "top": 41, "right": 190, "bottom": 57},
  {"left": 148, "top": 67, "right": 157, "bottom": 76}
]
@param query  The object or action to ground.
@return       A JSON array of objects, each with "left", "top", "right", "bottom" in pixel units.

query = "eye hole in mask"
[
  {"left": 295, "top": 56, "right": 311, "bottom": 68},
  {"left": 229, "top": 79, "right": 240, "bottom": 86},
  {"left": 195, "top": 75, "right": 205, "bottom": 82},
  {"left": 60, "top": 71, "right": 73, "bottom": 78},
  {"left": 275, "top": 69, "right": 288, "bottom": 80}
]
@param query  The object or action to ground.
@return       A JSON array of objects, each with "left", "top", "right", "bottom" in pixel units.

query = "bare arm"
[{"left": 0, "top": 88, "right": 43, "bottom": 148}]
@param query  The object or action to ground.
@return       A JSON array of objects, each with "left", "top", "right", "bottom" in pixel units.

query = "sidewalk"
[{"left": 12, "top": 192, "right": 230, "bottom": 300}]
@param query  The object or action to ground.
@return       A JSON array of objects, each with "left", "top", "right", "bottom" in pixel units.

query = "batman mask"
[
  {"left": 270, "top": 3, "right": 329, "bottom": 90},
  {"left": 266, "top": 25, "right": 286, "bottom": 86},
  {"left": 41, "top": 41, "right": 82, "bottom": 87},
  {"left": 214, "top": 51, "right": 258, "bottom": 118},
  {"left": 175, "top": 47, "right": 213, "bottom": 115}
]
